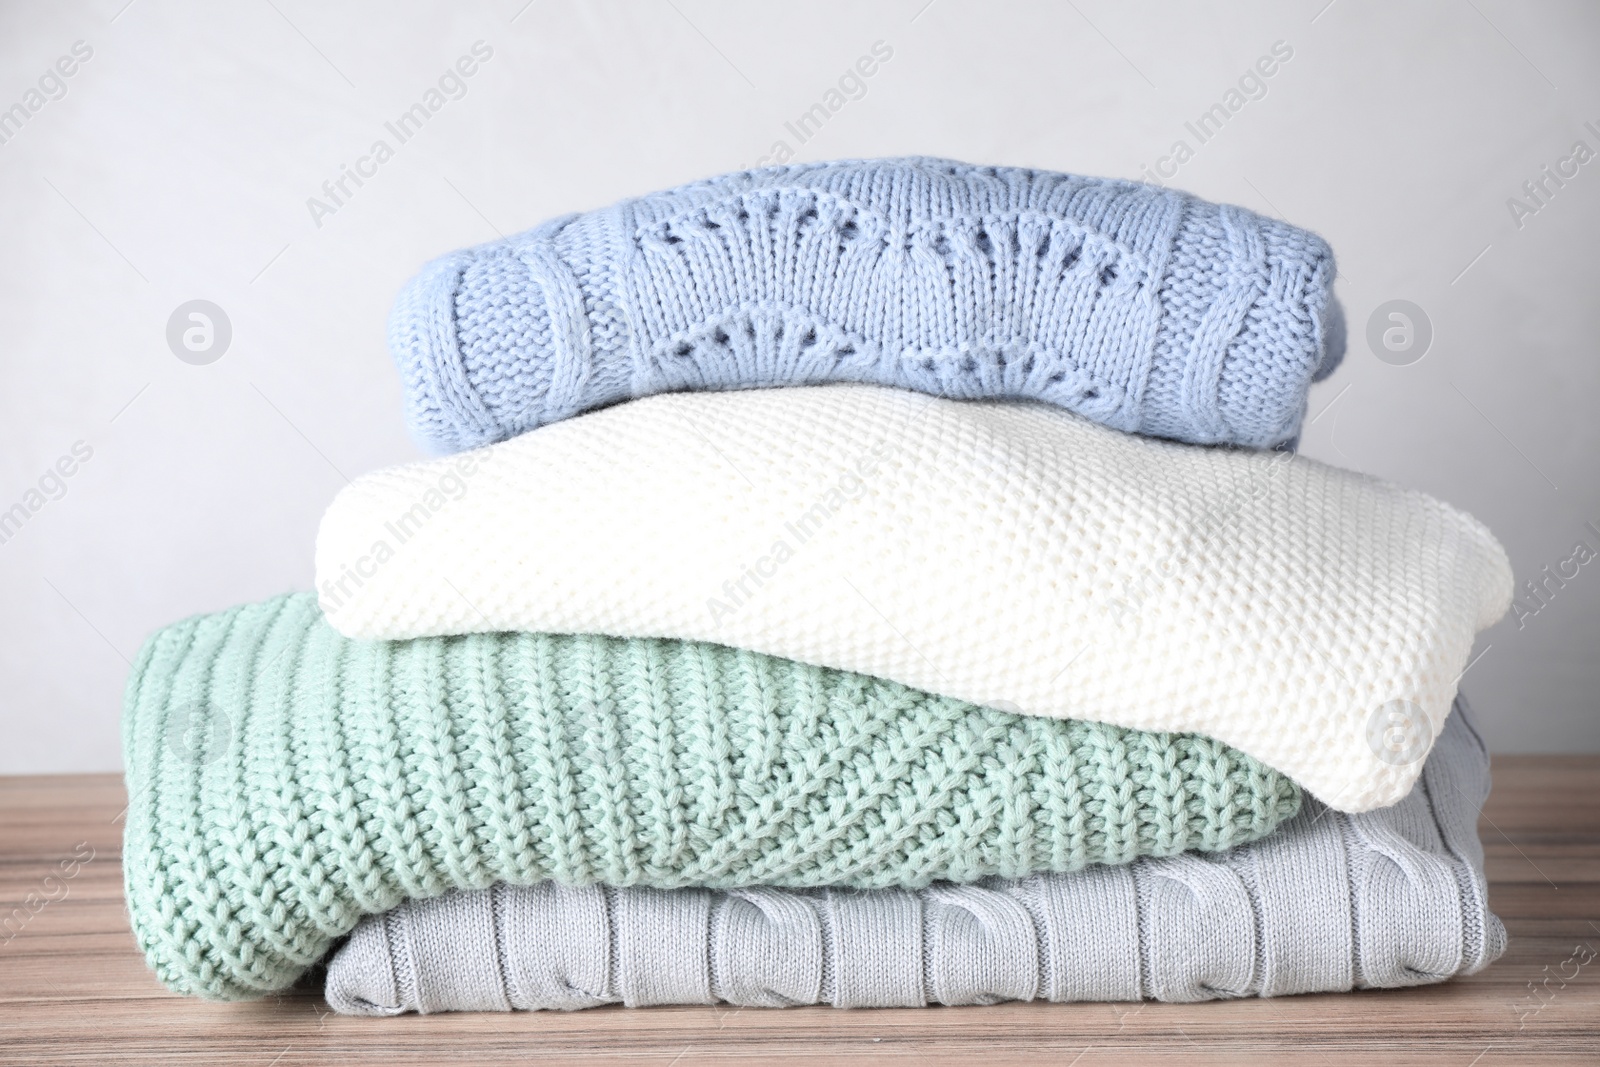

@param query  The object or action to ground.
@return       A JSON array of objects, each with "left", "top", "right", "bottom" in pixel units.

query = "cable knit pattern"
[
  {"left": 391, "top": 157, "right": 1343, "bottom": 453},
  {"left": 121, "top": 593, "right": 1299, "bottom": 1001},
  {"left": 315, "top": 384, "right": 1513, "bottom": 812},
  {"left": 324, "top": 699, "right": 1502, "bottom": 1013}
]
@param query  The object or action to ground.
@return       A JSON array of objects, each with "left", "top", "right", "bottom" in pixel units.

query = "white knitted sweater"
[{"left": 316, "top": 385, "right": 1512, "bottom": 811}]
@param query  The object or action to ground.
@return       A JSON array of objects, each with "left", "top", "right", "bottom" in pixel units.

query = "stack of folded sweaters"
[{"left": 123, "top": 158, "right": 1515, "bottom": 1012}]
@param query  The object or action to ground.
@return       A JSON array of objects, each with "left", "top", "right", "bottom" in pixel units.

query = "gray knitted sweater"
[{"left": 325, "top": 697, "right": 1502, "bottom": 1012}]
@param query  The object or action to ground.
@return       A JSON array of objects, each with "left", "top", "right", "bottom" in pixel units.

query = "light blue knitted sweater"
[{"left": 391, "top": 158, "right": 1342, "bottom": 453}]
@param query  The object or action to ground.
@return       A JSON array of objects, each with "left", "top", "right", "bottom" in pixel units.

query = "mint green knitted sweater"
[{"left": 123, "top": 594, "right": 1300, "bottom": 1000}]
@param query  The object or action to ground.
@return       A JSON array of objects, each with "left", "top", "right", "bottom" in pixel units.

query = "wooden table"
[{"left": 2, "top": 760, "right": 1597, "bottom": 1066}]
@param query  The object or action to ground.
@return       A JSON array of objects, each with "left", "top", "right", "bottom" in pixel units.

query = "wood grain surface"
[{"left": 1, "top": 759, "right": 1597, "bottom": 1066}]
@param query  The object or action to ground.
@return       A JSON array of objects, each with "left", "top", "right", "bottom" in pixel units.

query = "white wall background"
[{"left": 2, "top": 0, "right": 1597, "bottom": 774}]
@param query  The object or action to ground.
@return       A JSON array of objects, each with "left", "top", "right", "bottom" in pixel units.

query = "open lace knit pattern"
[
  {"left": 390, "top": 157, "right": 1343, "bottom": 453},
  {"left": 122, "top": 593, "right": 1300, "bottom": 1001}
]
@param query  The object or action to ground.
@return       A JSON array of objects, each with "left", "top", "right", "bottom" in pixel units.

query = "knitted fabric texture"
[
  {"left": 391, "top": 156, "right": 1343, "bottom": 453},
  {"left": 121, "top": 593, "right": 1300, "bottom": 1001},
  {"left": 325, "top": 698, "right": 1501, "bottom": 1014},
  {"left": 315, "top": 384, "right": 1513, "bottom": 812}
]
